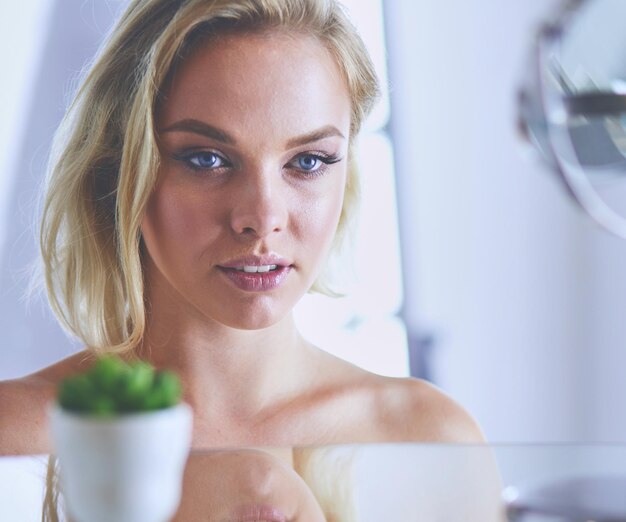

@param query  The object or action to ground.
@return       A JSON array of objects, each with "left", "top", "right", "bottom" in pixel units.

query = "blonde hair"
[
  {"left": 40, "top": 0, "right": 380, "bottom": 353},
  {"left": 294, "top": 446, "right": 358, "bottom": 522}
]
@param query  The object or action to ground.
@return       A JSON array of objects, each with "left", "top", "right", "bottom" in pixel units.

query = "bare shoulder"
[
  {"left": 0, "top": 350, "right": 94, "bottom": 455},
  {"left": 370, "top": 376, "right": 486, "bottom": 443},
  {"left": 0, "top": 375, "right": 57, "bottom": 455},
  {"left": 308, "top": 350, "right": 485, "bottom": 444}
]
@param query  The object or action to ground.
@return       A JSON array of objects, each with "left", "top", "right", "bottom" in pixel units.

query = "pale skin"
[{"left": 0, "top": 30, "right": 485, "bottom": 456}]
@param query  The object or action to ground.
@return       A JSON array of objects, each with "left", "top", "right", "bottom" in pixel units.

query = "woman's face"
[
  {"left": 141, "top": 30, "right": 351, "bottom": 330},
  {"left": 174, "top": 450, "right": 327, "bottom": 521}
]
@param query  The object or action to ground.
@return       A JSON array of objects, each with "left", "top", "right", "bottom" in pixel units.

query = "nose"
[{"left": 229, "top": 167, "right": 288, "bottom": 239}]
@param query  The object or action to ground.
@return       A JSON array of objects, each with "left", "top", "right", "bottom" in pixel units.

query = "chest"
[{"left": 189, "top": 390, "right": 384, "bottom": 448}]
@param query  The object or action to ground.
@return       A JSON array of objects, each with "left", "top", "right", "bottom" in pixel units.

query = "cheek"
[
  {"left": 296, "top": 178, "right": 346, "bottom": 251},
  {"left": 141, "top": 183, "right": 218, "bottom": 258}
]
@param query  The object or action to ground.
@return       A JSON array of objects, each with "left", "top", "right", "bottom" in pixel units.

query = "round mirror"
[{"left": 519, "top": 0, "right": 626, "bottom": 237}]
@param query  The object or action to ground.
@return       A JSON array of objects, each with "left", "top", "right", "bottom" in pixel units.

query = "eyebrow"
[
  {"left": 159, "top": 119, "right": 345, "bottom": 147},
  {"left": 159, "top": 119, "right": 235, "bottom": 144},
  {"left": 285, "top": 125, "right": 346, "bottom": 148}
]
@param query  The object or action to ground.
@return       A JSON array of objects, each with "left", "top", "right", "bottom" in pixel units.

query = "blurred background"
[{"left": 3, "top": 0, "right": 626, "bottom": 444}]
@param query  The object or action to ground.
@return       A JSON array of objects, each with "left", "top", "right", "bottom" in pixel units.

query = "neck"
[{"left": 138, "top": 302, "right": 312, "bottom": 423}]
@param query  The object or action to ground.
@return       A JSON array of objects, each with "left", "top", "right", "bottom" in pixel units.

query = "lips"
[
  {"left": 234, "top": 504, "right": 287, "bottom": 522},
  {"left": 219, "top": 254, "right": 293, "bottom": 270},
  {"left": 217, "top": 254, "right": 293, "bottom": 292}
]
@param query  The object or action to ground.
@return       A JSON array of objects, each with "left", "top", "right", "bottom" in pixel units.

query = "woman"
[{"left": 0, "top": 0, "right": 484, "bottom": 454}]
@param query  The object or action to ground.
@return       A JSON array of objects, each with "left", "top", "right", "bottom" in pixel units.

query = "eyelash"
[
  {"left": 287, "top": 152, "right": 343, "bottom": 178},
  {"left": 173, "top": 150, "right": 231, "bottom": 172},
  {"left": 173, "top": 150, "right": 342, "bottom": 178}
]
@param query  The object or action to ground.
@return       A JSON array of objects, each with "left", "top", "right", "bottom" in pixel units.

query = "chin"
[
  {"left": 225, "top": 316, "right": 281, "bottom": 331},
  {"left": 212, "top": 304, "right": 289, "bottom": 331}
]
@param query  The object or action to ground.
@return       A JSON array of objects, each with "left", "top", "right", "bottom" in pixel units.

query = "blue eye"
[
  {"left": 288, "top": 153, "right": 342, "bottom": 177},
  {"left": 187, "top": 152, "right": 225, "bottom": 169},
  {"left": 297, "top": 155, "right": 321, "bottom": 171}
]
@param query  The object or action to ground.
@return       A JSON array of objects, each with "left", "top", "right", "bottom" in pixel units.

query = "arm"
[{"left": 0, "top": 378, "right": 55, "bottom": 455}]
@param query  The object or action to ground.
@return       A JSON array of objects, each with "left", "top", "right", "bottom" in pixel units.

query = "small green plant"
[{"left": 57, "top": 356, "right": 182, "bottom": 416}]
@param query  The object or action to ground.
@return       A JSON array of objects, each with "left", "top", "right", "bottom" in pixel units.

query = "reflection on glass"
[
  {"left": 43, "top": 448, "right": 359, "bottom": 522},
  {"left": 175, "top": 450, "right": 329, "bottom": 522},
  {"left": 41, "top": 443, "right": 510, "bottom": 521}
]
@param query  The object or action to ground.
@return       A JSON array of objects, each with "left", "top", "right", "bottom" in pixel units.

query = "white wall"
[{"left": 384, "top": 0, "right": 626, "bottom": 442}]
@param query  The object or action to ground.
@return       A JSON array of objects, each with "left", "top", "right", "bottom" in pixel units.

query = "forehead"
[{"left": 157, "top": 30, "right": 351, "bottom": 144}]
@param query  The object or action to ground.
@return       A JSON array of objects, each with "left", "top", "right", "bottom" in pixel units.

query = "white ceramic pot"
[{"left": 49, "top": 403, "right": 193, "bottom": 522}]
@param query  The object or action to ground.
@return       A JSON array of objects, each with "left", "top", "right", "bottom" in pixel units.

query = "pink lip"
[
  {"left": 218, "top": 265, "right": 291, "bottom": 292},
  {"left": 217, "top": 254, "right": 293, "bottom": 292},
  {"left": 233, "top": 504, "right": 287, "bottom": 522},
  {"left": 219, "top": 254, "right": 292, "bottom": 269}
]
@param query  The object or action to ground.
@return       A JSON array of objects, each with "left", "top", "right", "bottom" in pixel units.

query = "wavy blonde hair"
[{"left": 40, "top": 0, "right": 379, "bottom": 354}]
